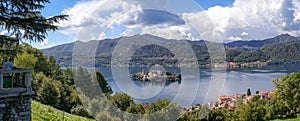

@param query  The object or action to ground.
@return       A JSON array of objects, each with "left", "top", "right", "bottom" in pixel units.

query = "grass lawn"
[{"left": 31, "top": 101, "right": 95, "bottom": 121}]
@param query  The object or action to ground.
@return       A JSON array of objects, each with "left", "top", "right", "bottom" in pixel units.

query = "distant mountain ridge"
[
  {"left": 42, "top": 34, "right": 300, "bottom": 67},
  {"left": 225, "top": 34, "right": 300, "bottom": 48}
]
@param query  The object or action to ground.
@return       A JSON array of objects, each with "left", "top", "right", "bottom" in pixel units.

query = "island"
[{"left": 131, "top": 69, "right": 181, "bottom": 81}]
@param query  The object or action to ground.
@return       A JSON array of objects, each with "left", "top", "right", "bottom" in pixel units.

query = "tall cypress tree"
[{"left": 247, "top": 88, "right": 251, "bottom": 96}]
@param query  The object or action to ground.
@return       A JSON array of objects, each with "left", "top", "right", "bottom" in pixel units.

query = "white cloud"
[
  {"left": 59, "top": 0, "right": 144, "bottom": 41},
  {"left": 57, "top": 0, "right": 300, "bottom": 42},
  {"left": 58, "top": 0, "right": 124, "bottom": 33},
  {"left": 228, "top": 36, "right": 242, "bottom": 41},
  {"left": 241, "top": 32, "right": 249, "bottom": 36},
  {"left": 98, "top": 32, "right": 107, "bottom": 40},
  {"left": 141, "top": 25, "right": 200, "bottom": 41},
  {"left": 39, "top": 39, "right": 56, "bottom": 49},
  {"left": 199, "top": 0, "right": 300, "bottom": 40},
  {"left": 126, "top": 0, "right": 168, "bottom": 10},
  {"left": 293, "top": 0, "right": 300, "bottom": 22}
]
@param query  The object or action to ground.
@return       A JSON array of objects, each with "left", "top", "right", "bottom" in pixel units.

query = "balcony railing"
[{"left": 0, "top": 68, "right": 34, "bottom": 97}]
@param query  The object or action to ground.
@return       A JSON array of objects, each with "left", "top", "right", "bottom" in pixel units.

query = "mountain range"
[
  {"left": 42, "top": 34, "right": 300, "bottom": 67},
  {"left": 226, "top": 33, "right": 300, "bottom": 48}
]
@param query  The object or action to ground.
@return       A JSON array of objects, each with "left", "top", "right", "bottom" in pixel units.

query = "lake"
[{"left": 97, "top": 64, "right": 300, "bottom": 106}]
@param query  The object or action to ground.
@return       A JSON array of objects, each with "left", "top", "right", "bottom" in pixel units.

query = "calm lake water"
[{"left": 97, "top": 64, "right": 300, "bottom": 106}]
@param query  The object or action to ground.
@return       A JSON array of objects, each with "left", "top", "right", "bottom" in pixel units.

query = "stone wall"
[{"left": 0, "top": 95, "right": 32, "bottom": 121}]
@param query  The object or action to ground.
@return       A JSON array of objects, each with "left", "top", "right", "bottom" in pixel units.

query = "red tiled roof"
[
  {"left": 219, "top": 96, "right": 230, "bottom": 100},
  {"left": 259, "top": 90, "right": 269, "bottom": 95},
  {"left": 232, "top": 94, "right": 241, "bottom": 99}
]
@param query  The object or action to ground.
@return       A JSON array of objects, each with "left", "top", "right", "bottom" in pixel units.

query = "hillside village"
[{"left": 183, "top": 90, "right": 275, "bottom": 112}]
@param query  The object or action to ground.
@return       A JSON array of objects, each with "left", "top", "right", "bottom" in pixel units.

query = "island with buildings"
[{"left": 131, "top": 69, "right": 181, "bottom": 81}]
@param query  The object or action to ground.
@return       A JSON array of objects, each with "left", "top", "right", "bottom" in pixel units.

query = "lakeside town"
[{"left": 182, "top": 90, "right": 275, "bottom": 112}]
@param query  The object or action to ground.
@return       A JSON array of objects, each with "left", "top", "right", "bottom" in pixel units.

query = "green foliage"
[
  {"left": 94, "top": 70, "right": 113, "bottom": 94},
  {"left": 0, "top": 0, "right": 67, "bottom": 62},
  {"left": 36, "top": 75, "right": 62, "bottom": 107},
  {"left": 70, "top": 105, "right": 90, "bottom": 118},
  {"left": 266, "top": 97, "right": 290, "bottom": 120},
  {"left": 17, "top": 44, "right": 60, "bottom": 78},
  {"left": 110, "top": 93, "right": 133, "bottom": 111},
  {"left": 95, "top": 112, "right": 121, "bottom": 121},
  {"left": 233, "top": 41, "right": 300, "bottom": 63},
  {"left": 225, "top": 47, "right": 249, "bottom": 62},
  {"left": 261, "top": 41, "right": 300, "bottom": 63},
  {"left": 74, "top": 67, "right": 99, "bottom": 99},
  {"left": 125, "top": 103, "right": 146, "bottom": 121},
  {"left": 268, "top": 72, "right": 300, "bottom": 119},
  {"left": 178, "top": 109, "right": 201, "bottom": 121},
  {"left": 0, "top": 35, "right": 19, "bottom": 62},
  {"left": 95, "top": 112, "right": 112, "bottom": 121},
  {"left": 32, "top": 101, "right": 94, "bottom": 121},
  {"left": 145, "top": 98, "right": 182, "bottom": 121},
  {"left": 145, "top": 98, "right": 170, "bottom": 114},
  {"left": 233, "top": 50, "right": 269, "bottom": 62},
  {"left": 14, "top": 52, "right": 38, "bottom": 69},
  {"left": 0, "top": 0, "right": 68, "bottom": 43},
  {"left": 46, "top": 56, "right": 61, "bottom": 78},
  {"left": 60, "top": 68, "right": 74, "bottom": 85},
  {"left": 206, "top": 108, "right": 232, "bottom": 121},
  {"left": 127, "top": 103, "right": 145, "bottom": 114},
  {"left": 59, "top": 84, "right": 81, "bottom": 112}
]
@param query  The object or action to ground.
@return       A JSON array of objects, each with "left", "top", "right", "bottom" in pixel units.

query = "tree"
[
  {"left": 256, "top": 90, "right": 259, "bottom": 94},
  {"left": 0, "top": 0, "right": 67, "bottom": 60},
  {"left": 48, "top": 56, "right": 61, "bottom": 78},
  {"left": 35, "top": 75, "right": 62, "bottom": 107},
  {"left": 74, "top": 67, "right": 96, "bottom": 99},
  {"left": 18, "top": 44, "right": 50, "bottom": 74},
  {"left": 95, "top": 111, "right": 121, "bottom": 121},
  {"left": 59, "top": 84, "right": 81, "bottom": 112},
  {"left": 270, "top": 72, "right": 300, "bottom": 118},
  {"left": 247, "top": 88, "right": 252, "bottom": 96},
  {"left": 95, "top": 112, "right": 113, "bottom": 121},
  {"left": 145, "top": 98, "right": 182, "bottom": 121},
  {"left": 14, "top": 52, "right": 37, "bottom": 69},
  {"left": 60, "top": 68, "right": 74, "bottom": 85},
  {"left": 206, "top": 108, "right": 229, "bottom": 121},
  {"left": 110, "top": 93, "right": 133, "bottom": 111},
  {"left": 94, "top": 70, "right": 113, "bottom": 94},
  {"left": 178, "top": 109, "right": 201, "bottom": 121},
  {"left": 0, "top": 0, "right": 67, "bottom": 43},
  {"left": 125, "top": 103, "right": 145, "bottom": 121},
  {"left": 70, "top": 105, "right": 90, "bottom": 118},
  {"left": 266, "top": 97, "right": 290, "bottom": 120}
]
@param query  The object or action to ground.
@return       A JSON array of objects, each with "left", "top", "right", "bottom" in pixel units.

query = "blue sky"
[
  {"left": 29, "top": 0, "right": 300, "bottom": 49},
  {"left": 194, "top": 0, "right": 234, "bottom": 9}
]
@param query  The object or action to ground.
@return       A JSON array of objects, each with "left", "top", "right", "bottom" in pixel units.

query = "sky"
[{"left": 29, "top": 0, "right": 300, "bottom": 49}]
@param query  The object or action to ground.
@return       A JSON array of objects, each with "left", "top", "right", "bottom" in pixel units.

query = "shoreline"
[{"left": 62, "top": 62, "right": 300, "bottom": 69}]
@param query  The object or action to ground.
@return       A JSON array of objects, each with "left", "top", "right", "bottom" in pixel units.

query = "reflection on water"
[{"left": 97, "top": 64, "right": 300, "bottom": 106}]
